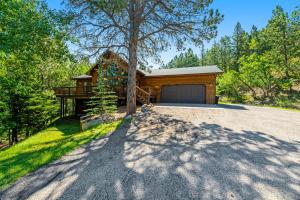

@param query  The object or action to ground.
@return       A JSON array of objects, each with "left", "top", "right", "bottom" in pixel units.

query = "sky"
[{"left": 46, "top": 0, "right": 299, "bottom": 67}]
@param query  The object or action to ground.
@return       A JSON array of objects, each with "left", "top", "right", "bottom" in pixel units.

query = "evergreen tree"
[
  {"left": 211, "top": 40, "right": 219, "bottom": 65},
  {"left": 263, "top": 6, "right": 299, "bottom": 91},
  {"left": 289, "top": 7, "right": 300, "bottom": 83},
  {"left": 232, "top": 22, "right": 249, "bottom": 71},
  {"left": 219, "top": 36, "right": 234, "bottom": 72},
  {"left": 250, "top": 25, "right": 259, "bottom": 40},
  {"left": 85, "top": 62, "right": 117, "bottom": 118},
  {"left": 201, "top": 42, "right": 221, "bottom": 66},
  {"left": 163, "top": 48, "right": 200, "bottom": 68},
  {"left": 200, "top": 43, "right": 205, "bottom": 66}
]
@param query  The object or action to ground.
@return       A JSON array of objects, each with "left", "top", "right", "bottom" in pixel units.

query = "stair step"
[{"left": 136, "top": 86, "right": 150, "bottom": 104}]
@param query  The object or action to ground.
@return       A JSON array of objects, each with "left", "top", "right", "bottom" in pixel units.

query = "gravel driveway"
[{"left": 1, "top": 104, "right": 300, "bottom": 200}]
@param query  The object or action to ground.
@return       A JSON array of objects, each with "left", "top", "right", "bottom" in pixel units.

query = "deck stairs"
[{"left": 136, "top": 86, "right": 150, "bottom": 104}]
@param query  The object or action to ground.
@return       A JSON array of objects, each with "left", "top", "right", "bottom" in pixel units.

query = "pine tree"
[
  {"left": 85, "top": 61, "right": 117, "bottom": 119},
  {"left": 200, "top": 43, "right": 205, "bottom": 66},
  {"left": 263, "top": 5, "right": 299, "bottom": 91},
  {"left": 232, "top": 22, "right": 249, "bottom": 71},
  {"left": 163, "top": 48, "right": 200, "bottom": 68},
  {"left": 219, "top": 36, "right": 233, "bottom": 72}
]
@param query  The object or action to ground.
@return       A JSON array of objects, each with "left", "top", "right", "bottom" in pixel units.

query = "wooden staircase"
[{"left": 136, "top": 86, "right": 150, "bottom": 104}]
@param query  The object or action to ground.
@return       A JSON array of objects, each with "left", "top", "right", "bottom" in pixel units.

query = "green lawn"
[
  {"left": 219, "top": 101, "right": 300, "bottom": 112},
  {"left": 0, "top": 119, "right": 124, "bottom": 189}
]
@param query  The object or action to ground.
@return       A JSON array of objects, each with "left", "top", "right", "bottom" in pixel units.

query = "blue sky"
[{"left": 46, "top": 0, "right": 299, "bottom": 67}]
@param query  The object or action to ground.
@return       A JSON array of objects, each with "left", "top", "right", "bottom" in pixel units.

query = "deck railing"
[
  {"left": 136, "top": 86, "right": 150, "bottom": 104},
  {"left": 54, "top": 86, "right": 150, "bottom": 104},
  {"left": 53, "top": 86, "right": 127, "bottom": 98},
  {"left": 53, "top": 86, "right": 97, "bottom": 97}
]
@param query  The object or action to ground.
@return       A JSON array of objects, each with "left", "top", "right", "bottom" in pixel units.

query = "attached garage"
[
  {"left": 160, "top": 84, "right": 205, "bottom": 103},
  {"left": 139, "top": 65, "right": 222, "bottom": 104}
]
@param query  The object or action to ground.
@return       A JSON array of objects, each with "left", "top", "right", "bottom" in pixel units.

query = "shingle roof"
[
  {"left": 72, "top": 75, "right": 92, "bottom": 79},
  {"left": 143, "top": 65, "right": 222, "bottom": 77}
]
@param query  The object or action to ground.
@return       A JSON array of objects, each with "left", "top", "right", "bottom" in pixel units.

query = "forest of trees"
[
  {"left": 163, "top": 6, "right": 300, "bottom": 108},
  {"left": 0, "top": 1, "right": 89, "bottom": 144}
]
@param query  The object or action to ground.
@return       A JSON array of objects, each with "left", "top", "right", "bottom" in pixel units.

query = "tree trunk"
[
  {"left": 282, "top": 29, "right": 292, "bottom": 92},
  {"left": 11, "top": 127, "right": 18, "bottom": 144},
  {"left": 126, "top": 1, "right": 139, "bottom": 114},
  {"left": 127, "top": 47, "right": 137, "bottom": 114},
  {"left": 26, "top": 113, "right": 30, "bottom": 137},
  {"left": 8, "top": 129, "right": 12, "bottom": 145},
  {"left": 26, "top": 126, "right": 29, "bottom": 137}
]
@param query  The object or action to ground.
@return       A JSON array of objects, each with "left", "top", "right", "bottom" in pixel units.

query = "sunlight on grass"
[
  {"left": 0, "top": 119, "right": 123, "bottom": 189},
  {"left": 219, "top": 101, "right": 300, "bottom": 112}
]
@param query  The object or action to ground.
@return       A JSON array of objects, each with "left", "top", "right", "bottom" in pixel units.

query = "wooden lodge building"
[{"left": 53, "top": 50, "right": 222, "bottom": 116}]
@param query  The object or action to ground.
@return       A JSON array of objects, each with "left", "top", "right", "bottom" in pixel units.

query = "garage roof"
[{"left": 142, "top": 65, "right": 222, "bottom": 77}]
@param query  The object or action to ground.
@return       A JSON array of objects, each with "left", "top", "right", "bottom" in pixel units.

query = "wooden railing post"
[{"left": 136, "top": 86, "right": 151, "bottom": 104}]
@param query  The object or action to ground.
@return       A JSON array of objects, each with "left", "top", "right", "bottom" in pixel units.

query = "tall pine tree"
[
  {"left": 85, "top": 61, "right": 117, "bottom": 119},
  {"left": 232, "top": 22, "right": 249, "bottom": 71}
]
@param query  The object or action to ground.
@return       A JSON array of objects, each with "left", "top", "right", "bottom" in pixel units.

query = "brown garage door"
[{"left": 160, "top": 84, "right": 205, "bottom": 103}]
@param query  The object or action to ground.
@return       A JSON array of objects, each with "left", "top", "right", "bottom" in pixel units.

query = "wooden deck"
[
  {"left": 53, "top": 86, "right": 126, "bottom": 98},
  {"left": 53, "top": 86, "right": 150, "bottom": 104},
  {"left": 53, "top": 86, "right": 97, "bottom": 98}
]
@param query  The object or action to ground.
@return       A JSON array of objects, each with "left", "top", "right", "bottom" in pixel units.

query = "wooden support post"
[
  {"left": 64, "top": 98, "right": 66, "bottom": 117},
  {"left": 60, "top": 97, "right": 63, "bottom": 118},
  {"left": 72, "top": 98, "right": 75, "bottom": 116},
  {"left": 62, "top": 97, "right": 65, "bottom": 117},
  {"left": 65, "top": 98, "right": 68, "bottom": 117}
]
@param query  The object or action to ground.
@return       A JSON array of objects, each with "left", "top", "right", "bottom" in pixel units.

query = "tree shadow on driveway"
[
  {"left": 155, "top": 103, "right": 248, "bottom": 110},
  {"left": 1, "top": 110, "right": 299, "bottom": 200}
]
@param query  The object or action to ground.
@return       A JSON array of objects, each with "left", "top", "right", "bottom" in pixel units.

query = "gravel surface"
[{"left": 1, "top": 104, "right": 300, "bottom": 200}]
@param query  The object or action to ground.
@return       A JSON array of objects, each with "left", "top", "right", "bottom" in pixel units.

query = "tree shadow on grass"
[
  {"left": 52, "top": 119, "right": 81, "bottom": 136},
  {"left": 0, "top": 119, "right": 122, "bottom": 192},
  {"left": 1, "top": 111, "right": 300, "bottom": 200},
  {"left": 0, "top": 134, "right": 90, "bottom": 189}
]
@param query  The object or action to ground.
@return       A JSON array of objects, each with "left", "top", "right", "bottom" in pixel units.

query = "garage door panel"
[{"left": 160, "top": 84, "right": 205, "bottom": 103}]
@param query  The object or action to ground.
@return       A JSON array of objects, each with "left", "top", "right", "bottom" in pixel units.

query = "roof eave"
[
  {"left": 71, "top": 77, "right": 92, "bottom": 80},
  {"left": 145, "top": 71, "right": 222, "bottom": 77},
  {"left": 137, "top": 69, "right": 148, "bottom": 75}
]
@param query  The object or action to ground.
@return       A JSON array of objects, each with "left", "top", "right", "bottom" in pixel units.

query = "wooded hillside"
[
  {"left": 163, "top": 6, "right": 300, "bottom": 108},
  {"left": 0, "top": 1, "right": 89, "bottom": 145}
]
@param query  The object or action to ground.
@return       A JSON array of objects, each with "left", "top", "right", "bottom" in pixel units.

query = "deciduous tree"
[{"left": 0, "top": 0, "right": 83, "bottom": 144}]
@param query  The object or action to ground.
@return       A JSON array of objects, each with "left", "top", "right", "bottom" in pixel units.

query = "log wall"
[{"left": 140, "top": 74, "right": 217, "bottom": 104}]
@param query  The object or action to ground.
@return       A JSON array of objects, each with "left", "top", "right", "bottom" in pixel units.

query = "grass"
[
  {"left": 0, "top": 118, "right": 124, "bottom": 190},
  {"left": 219, "top": 101, "right": 300, "bottom": 112},
  {"left": 218, "top": 92, "right": 300, "bottom": 112}
]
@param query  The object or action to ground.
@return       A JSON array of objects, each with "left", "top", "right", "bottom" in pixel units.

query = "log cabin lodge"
[{"left": 53, "top": 50, "right": 222, "bottom": 116}]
